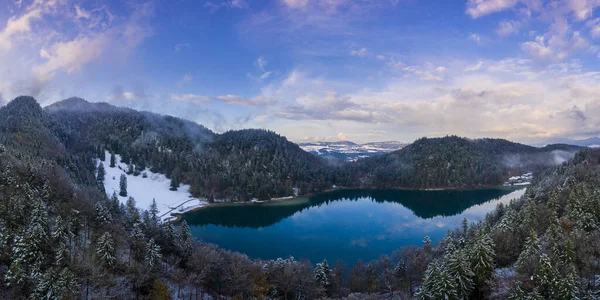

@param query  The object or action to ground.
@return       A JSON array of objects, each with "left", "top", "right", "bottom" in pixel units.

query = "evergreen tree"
[
  {"left": 470, "top": 231, "right": 495, "bottom": 290},
  {"left": 170, "top": 169, "right": 181, "bottom": 191},
  {"left": 556, "top": 264, "right": 579, "bottom": 299},
  {"left": 423, "top": 236, "right": 433, "bottom": 253},
  {"left": 110, "top": 152, "right": 116, "bottom": 168},
  {"left": 315, "top": 259, "right": 332, "bottom": 294},
  {"left": 97, "top": 162, "right": 105, "bottom": 183},
  {"left": 516, "top": 228, "right": 540, "bottom": 276},
  {"left": 366, "top": 263, "right": 379, "bottom": 293},
  {"left": 127, "top": 197, "right": 141, "bottom": 225},
  {"left": 99, "top": 146, "right": 106, "bottom": 161},
  {"left": 446, "top": 249, "right": 474, "bottom": 299},
  {"left": 145, "top": 238, "right": 162, "bottom": 268},
  {"left": 417, "top": 262, "right": 441, "bottom": 300},
  {"left": 96, "top": 232, "right": 116, "bottom": 268},
  {"left": 119, "top": 174, "right": 128, "bottom": 197},
  {"left": 434, "top": 267, "right": 458, "bottom": 300},
  {"left": 177, "top": 221, "right": 194, "bottom": 261},
  {"left": 536, "top": 253, "right": 558, "bottom": 296},
  {"left": 394, "top": 260, "right": 406, "bottom": 284},
  {"left": 149, "top": 198, "right": 159, "bottom": 226},
  {"left": 95, "top": 202, "right": 112, "bottom": 225}
]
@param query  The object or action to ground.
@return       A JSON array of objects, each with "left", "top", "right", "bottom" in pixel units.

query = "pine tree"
[
  {"left": 110, "top": 152, "right": 116, "bottom": 168},
  {"left": 177, "top": 220, "right": 194, "bottom": 260},
  {"left": 145, "top": 238, "right": 162, "bottom": 268},
  {"left": 96, "top": 232, "right": 116, "bottom": 268},
  {"left": 594, "top": 275, "right": 600, "bottom": 298},
  {"left": 536, "top": 253, "right": 558, "bottom": 295},
  {"left": 149, "top": 198, "right": 159, "bottom": 226},
  {"left": 119, "top": 174, "right": 128, "bottom": 197},
  {"left": 423, "top": 236, "right": 432, "bottom": 253},
  {"left": 516, "top": 228, "right": 540, "bottom": 276},
  {"left": 434, "top": 267, "right": 458, "bottom": 300},
  {"left": 394, "top": 260, "right": 406, "bottom": 284},
  {"left": 556, "top": 264, "right": 579, "bottom": 299},
  {"left": 170, "top": 169, "right": 181, "bottom": 191},
  {"left": 99, "top": 147, "right": 106, "bottom": 161},
  {"left": 6, "top": 200, "right": 49, "bottom": 287},
  {"left": 447, "top": 249, "right": 474, "bottom": 299},
  {"left": 366, "top": 263, "right": 379, "bottom": 293},
  {"left": 315, "top": 259, "right": 332, "bottom": 294},
  {"left": 470, "top": 231, "right": 495, "bottom": 290},
  {"left": 95, "top": 202, "right": 112, "bottom": 225},
  {"left": 97, "top": 162, "right": 105, "bottom": 183},
  {"left": 110, "top": 191, "right": 120, "bottom": 214},
  {"left": 417, "top": 262, "right": 441, "bottom": 300},
  {"left": 127, "top": 197, "right": 141, "bottom": 224}
]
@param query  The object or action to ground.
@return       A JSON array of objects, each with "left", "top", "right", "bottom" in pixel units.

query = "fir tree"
[
  {"left": 177, "top": 221, "right": 194, "bottom": 260},
  {"left": 516, "top": 228, "right": 540, "bottom": 276},
  {"left": 145, "top": 238, "right": 162, "bottom": 268},
  {"left": 149, "top": 198, "right": 159, "bottom": 226},
  {"left": 434, "top": 267, "right": 458, "bottom": 300},
  {"left": 170, "top": 169, "right": 181, "bottom": 191},
  {"left": 366, "top": 263, "right": 379, "bottom": 293},
  {"left": 470, "top": 231, "right": 495, "bottom": 290},
  {"left": 110, "top": 152, "right": 116, "bottom": 168},
  {"left": 556, "top": 264, "right": 579, "bottom": 299},
  {"left": 394, "top": 260, "right": 406, "bottom": 284},
  {"left": 95, "top": 202, "right": 112, "bottom": 225},
  {"left": 423, "top": 236, "right": 433, "bottom": 253},
  {"left": 97, "top": 162, "right": 105, "bottom": 183},
  {"left": 446, "top": 249, "right": 474, "bottom": 299},
  {"left": 96, "top": 232, "right": 116, "bottom": 268},
  {"left": 417, "top": 262, "right": 441, "bottom": 300},
  {"left": 127, "top": 197, "right": 141, "bottom": 225},
  {"left": 315, "top": 259, "right": 332, "bottom": 294},
  {"left": 119, "top": 174, "right": 128, "bottom": 197}
]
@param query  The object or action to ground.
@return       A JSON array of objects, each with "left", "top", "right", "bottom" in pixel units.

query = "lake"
[{"left": 181, "top": 188, "right": 525, "bottom": 264}]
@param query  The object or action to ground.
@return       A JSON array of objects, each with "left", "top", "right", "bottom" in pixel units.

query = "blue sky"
[{"left": 1, "top": 0, "right": 600, "bottom": 144}]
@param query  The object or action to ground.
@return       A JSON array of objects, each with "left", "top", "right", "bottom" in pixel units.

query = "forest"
[{"left": 0, "top": 96, "right": 599, "bottom": 299}]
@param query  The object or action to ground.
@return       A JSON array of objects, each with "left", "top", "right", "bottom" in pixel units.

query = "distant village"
[{"left": 504, "top": 172, "right": 533, "bottom": 186}]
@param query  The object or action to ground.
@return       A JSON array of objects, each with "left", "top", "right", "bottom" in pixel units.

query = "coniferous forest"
[{"left": 1, "top": 96, "right": 599, "bottom": 299}]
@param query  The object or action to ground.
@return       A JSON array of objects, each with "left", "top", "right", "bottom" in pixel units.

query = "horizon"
[
  {"left": 2, "top": 0, "right": 600, "bottom": 143},
  {"left": 4, "top": 94, "right": 599, "bottom": 147}
]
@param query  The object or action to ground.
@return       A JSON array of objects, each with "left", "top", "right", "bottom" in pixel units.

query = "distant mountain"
[
  {"left": 538, "top": 137, "right": 600, "bottom": 148},
  {"left": 298, "top": 140, "right": 407, "bottom": 162}
]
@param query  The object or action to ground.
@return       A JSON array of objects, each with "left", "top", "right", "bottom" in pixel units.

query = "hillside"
[
  {"left": 46, "top": 98, "right": 332, "bottom": 201},
  {"left": 339, "top": 136, "right": 583, "bottom": 189}
]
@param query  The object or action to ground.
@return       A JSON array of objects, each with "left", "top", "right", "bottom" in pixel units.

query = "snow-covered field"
[{"left": 98, "top": 151, "right": 207, "bottom": 222}]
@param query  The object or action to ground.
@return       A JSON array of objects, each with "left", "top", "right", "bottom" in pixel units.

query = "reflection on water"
[{"left": 181, "top": 188, "right": 525, "bottom": 264}]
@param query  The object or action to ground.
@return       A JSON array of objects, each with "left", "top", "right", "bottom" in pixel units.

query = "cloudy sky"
[{"left": 1, "top": 0, "right": 600, "bottom": 144}]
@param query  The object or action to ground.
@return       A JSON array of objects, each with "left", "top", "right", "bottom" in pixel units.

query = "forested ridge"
[
  {"left": 45, "top": 97, "right": 582, "bottom": 200},
  {"left": 0, "top": 95, "right": 598, "bottom": 299}
]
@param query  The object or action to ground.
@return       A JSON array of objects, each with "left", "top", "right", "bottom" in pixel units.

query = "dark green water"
[{"left": 181, "top": 188, "right": 525, "bottom": 264}]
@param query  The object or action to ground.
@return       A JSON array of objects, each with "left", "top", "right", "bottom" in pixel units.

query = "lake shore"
[{"left": 169, "top": 184, "right": 525, "bottom": 223}]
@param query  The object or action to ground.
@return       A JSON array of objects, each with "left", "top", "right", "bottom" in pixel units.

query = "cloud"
[
  {"left": 171, "top": 93, "right": 276, "bottom": 106},
  {"left": 350, "top": 47, "right": 368, "bottom": 57},
  {"left": 248, "top": 56, "right": 273, "bottom": 81},
  {"left": 469, "top": 33, "right": 481, "bottom": 44},
  {"left": 465, "top": 0, "right": 521, "bottom": 18},
  {"left": 253, "top": 58, "right": 600, "bottom": 142},
  {"left": 0, "top": 8, "right": 42, "bottom": 53},
  {"left": 337, "top": 132, "right": 347, "bottom": 140},
  {"left": 205, "top": 0, "right": 248, "bottom": 13},
  {"left": 496, "top": 20, "right": 520, "bottom": 36}
]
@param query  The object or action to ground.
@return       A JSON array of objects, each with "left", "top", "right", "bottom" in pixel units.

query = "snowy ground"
[{"left": 98, "top": 151, "right": 207, "bottom": 222}]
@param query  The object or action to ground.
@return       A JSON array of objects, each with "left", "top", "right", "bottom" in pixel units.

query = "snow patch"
[{"left": 98, "top": 151, "right": 207, "bottom": 222}]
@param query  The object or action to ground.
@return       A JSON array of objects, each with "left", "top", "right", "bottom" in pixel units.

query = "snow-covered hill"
[
  {"left": 98, "top": 151, "right": 207, "bottom": 222},
  {"left": 298, "top": 141, "right": 407, "bottom": 162}
]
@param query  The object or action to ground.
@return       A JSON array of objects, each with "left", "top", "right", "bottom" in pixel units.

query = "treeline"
[
  {"left": 0, "top": 96, "right": 599, "bottom": 299},
  {"left": 45, "top": 97, "right": 582, "bottom": 202}
]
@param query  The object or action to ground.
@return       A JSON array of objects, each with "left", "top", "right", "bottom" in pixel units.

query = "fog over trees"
[{"left": 0, "top": 96, "right": 598, "bottom": 299}]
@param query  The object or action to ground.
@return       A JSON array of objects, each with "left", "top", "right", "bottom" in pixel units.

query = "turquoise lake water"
[{"left": 181, "top": 188, "right": 525, "bottom": 264}]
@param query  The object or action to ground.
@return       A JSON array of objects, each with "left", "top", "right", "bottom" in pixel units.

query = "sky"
[{"left": 1, "top": 0, "right": 600, "bottom": 144}]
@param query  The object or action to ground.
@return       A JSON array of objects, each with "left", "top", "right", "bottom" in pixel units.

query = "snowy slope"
[{"left": 98, "top": 151, "right": 206, "bottom": 222}]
